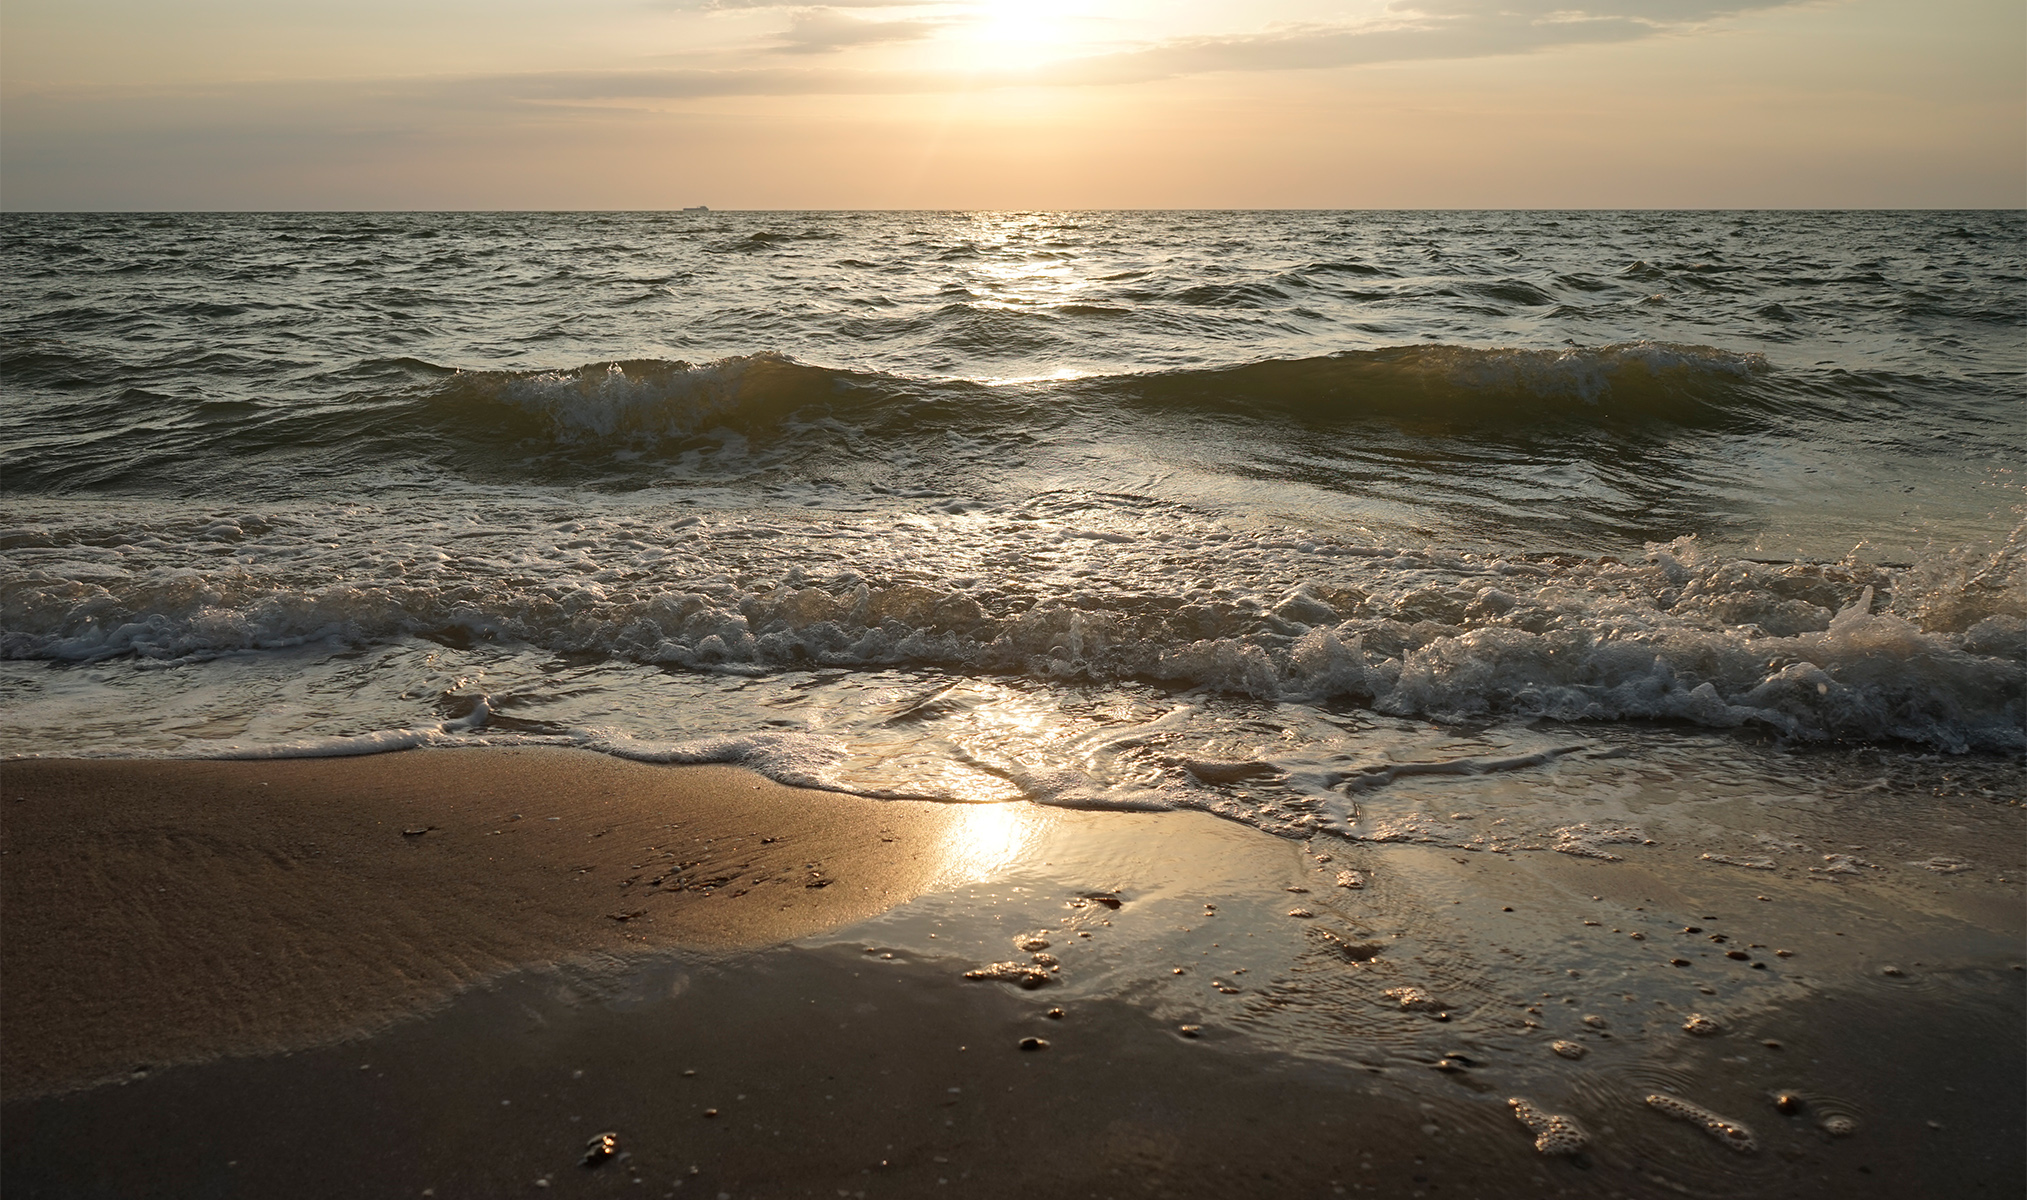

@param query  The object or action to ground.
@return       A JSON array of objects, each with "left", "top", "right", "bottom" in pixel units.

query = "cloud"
[
  {"left": 773, "top": 8, "right": 952, "bottom": 54},
  {"left": 654, "top": 0, "right": 943, "bottom": 8},
  {"left": 3, "top": 0, "right": 1801, "bottom": 116},
  {"left": 1028, "top": 1, "right": 1796, "bottom": 87}
]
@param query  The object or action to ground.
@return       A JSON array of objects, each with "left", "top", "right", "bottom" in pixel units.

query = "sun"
[{"left": 969, "top": 0, "right": 1082, "bottom": 58}]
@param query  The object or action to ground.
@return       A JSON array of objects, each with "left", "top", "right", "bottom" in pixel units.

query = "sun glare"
[
  {"left": 968, "top": 0, "right": 1082, "bottom": 63},
  {"left": 935, "top": 802, "right": 1044, "bottom": 886}
]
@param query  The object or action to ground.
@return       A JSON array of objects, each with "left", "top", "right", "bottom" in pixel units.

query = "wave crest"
[
  {"left": 440, "top": 353, "right": 855, "bottom": 441},
  {"left": 5, "top": 510, "right": 2020, "bottom": 753}
]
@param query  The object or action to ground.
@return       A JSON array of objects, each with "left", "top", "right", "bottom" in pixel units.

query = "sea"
[{"left": 3, "top": 210, "right": 2022, "bottom": 850}]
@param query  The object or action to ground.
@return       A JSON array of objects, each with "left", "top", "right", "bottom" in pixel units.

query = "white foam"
[{"left": 4, "top": 501, "right": 2021, "bottom": 755}]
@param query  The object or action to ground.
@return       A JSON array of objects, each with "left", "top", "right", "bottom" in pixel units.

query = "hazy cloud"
[
  {"left": 3, "top": 0, "right": 1803, "bottom": 116},
  {"left": 656, "top": 0, "right": 943, "bottom": 8},
  {"left": 774, "top": 8, "right": 951, "bottom": 54}
]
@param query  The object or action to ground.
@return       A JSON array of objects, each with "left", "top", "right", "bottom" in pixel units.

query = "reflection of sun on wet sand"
[{"left": 2, "top": 746, "right": 2023, "bottom": 1198}]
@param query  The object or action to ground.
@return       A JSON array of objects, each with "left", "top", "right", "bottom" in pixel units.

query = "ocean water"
[{"left": 2, "top": 210, "right": 2022, "bottom": 845}]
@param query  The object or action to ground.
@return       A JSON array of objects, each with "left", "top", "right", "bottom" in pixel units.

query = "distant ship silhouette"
[{"left": 682, "top": 205, "right": 709, "bottom": 213}]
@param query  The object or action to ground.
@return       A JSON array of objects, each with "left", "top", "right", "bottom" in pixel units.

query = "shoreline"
[{"left": 3, "top": 745, "right": 2022, "bottom": 1197}]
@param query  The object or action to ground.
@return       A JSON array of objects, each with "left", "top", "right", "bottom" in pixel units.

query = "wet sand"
[
  {"left": 0, "top": 749, "right": 961, "bottom": 1095},
  {"left": 3, "top": 747, "right": 2023, "bottom": 1198}
]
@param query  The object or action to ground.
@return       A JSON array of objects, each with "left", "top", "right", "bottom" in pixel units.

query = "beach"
[
  {"left": 5, "top": 746, "right": 2020, "bottom": 1198},
  {"left": 3, "top": 209, "right": 2022, "bottom": 1197}
]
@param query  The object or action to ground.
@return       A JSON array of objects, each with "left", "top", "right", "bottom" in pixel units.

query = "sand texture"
[
  {"left": 3, "top": 746, "right": 2022, "bottom": 1199},
  {"left": 0, "top": 749, "right": 959, "bottom": 1095}
]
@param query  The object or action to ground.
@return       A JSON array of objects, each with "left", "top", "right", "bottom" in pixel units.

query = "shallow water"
[{"left": 2, "top": 211, "right": 2022, "bottom": 842}]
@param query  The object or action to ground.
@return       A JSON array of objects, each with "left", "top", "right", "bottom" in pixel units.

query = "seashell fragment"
[
  {"left": 1508, "top": 1097, "right": 1589, "bottom": 1155},
  {"left": 1646, "top": 1094, "right": 1757, "bottom": 1152}
]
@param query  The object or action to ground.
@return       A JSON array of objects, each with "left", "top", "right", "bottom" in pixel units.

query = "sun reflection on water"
[{"left": 934, "top": 801, "right": 1046, "bottom": 886}]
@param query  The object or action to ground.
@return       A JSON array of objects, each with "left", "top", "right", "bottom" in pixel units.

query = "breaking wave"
[
  {"left": 426, "top": 341, "right": 1777, "bottom": 450},
  {"left": 5, "top": 507, "right": 2020, "bottom": 753}
]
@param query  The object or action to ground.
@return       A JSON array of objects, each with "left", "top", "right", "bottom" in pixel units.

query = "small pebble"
[
  {"left": 1774, "top": 1093, "right": 1804, "bottom": 1115},
  {"left": 1726, "top": 950, "right": 1750, "bottom": 961},
  {"left": 1045, "top": 1007, "right": 1065, "bottom": 1019},
  {"left": 702, "top": 1108, "right": 718, "bottom": 1118},
  {"left": 1551, "top": 1040, "right": 1587, "bottom": 1060},
  {"left": 1670, "top": 958, "right": 1691, "bottom": 967},
  {"left": 1017, "top": 1037, "right": 1049, "bottom": 1052},
  {"left": 1682, "top": 1013, "right": 1722, "bottom": 1036},
  {"left": 1178, "top": 1024, "right": 1203, "bottom": 1039},
  {"left": 1287, "top": 908, "right": 1315, "bottom": 919},
  {"left": 1881, "top": 965, "right": 1905, "bottom": 977}
]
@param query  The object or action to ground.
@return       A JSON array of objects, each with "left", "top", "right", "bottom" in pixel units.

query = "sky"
[{"left": 1, "top": 0, "right": 2021, "bottom": 209}]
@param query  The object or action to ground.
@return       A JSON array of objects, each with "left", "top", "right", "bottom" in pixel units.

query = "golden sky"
[{"left": 3, "top": 0, "right": 2021, "bottom": 208}]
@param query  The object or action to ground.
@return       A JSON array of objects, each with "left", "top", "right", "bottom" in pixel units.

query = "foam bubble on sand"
[
  {"left": 1551, "top": 824, "right": 1650, "bottom": 861},
  {"left": 1646, "top": 1094, "right": 1758, "bottom": 1152},
  {"left": 1508, "top": 1098, "right": 1589, "bottom": 1155},
  {"left": 1384, "top": 986, "right": 1444, "bottom": 1012},
  {"left": 1700, "top": 852, "right": 1777, "bottom": 870},
  {"left": 962, "top": 962, "right": 1052, "bottom": 989}
]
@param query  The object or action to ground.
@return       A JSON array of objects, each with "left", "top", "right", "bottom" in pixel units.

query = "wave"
[
  {"left": 5, "top": 510, "right": 2021, "bottom": 753},
  {"left": 427, "top": 340, "right": 1777, "bottom": 446},
  {"left": 0, "top": 339, "right": 1838, "bottom": 493}
]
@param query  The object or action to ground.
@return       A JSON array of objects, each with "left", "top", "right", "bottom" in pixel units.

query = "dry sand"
[{"left": 1, "top": 748, "right": 960, "bottom": 1095}]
